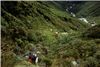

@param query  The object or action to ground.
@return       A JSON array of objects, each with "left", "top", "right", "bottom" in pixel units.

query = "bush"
[
  {"left": 2, "top": 52, "right": 16, "bottom": 67},
  {"left": 27, "top": 31, "right": 44, "bottom": 43},
  {"left": 83, "top": 25, "right": 100, "bottom": 38},
  {"left": 58, "top": 33, "right": 75, "bottom": 44},
  {"left": 43, "top": 57, "right": 52, "bottom": 67},
  {"left": 85, "top": 57, "right": 99, "bottom": 67}
]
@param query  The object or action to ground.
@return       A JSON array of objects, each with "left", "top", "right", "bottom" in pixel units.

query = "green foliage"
[
  {"left": 1, "top": 1, "right": 100, "bottom": 67},
  {"left": 76, "top": 2, "right": 100, "bottom": 17},
  {"left": 58, "top": 34, "right": 73, "bottom": 44},
  {"left": 43, "top": 57, "right": 52, "bottom": 66},
  {"left": 83, "top": 24, "right": 100, "bottom": 38},
  {"left": 85, "top": 57, "right": 99, "bottom": 67},
  {"left": 2, "top": 52, "right": 16, "bottom": 67}
]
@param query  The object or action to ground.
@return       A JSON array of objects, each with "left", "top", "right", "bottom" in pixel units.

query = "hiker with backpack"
[
  {"left": 28, "top": 52, "right": 39, "bottom": 64},
  {"left": 23, "top": 47, "right": 39, "bottom": 65}
]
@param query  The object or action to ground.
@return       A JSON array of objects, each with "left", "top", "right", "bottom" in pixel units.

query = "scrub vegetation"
[{"left": 1, "top": 1, "right": 100, "bottom": 67}]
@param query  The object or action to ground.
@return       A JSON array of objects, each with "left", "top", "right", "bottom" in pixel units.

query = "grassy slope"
[
  {"left": 76, "top": 2, "right": 100, "bottom": 24},
  {"left": 1, "top": 1, "right": 100, "bottom": 67},
  {"left": 48, "top": 1, "right": 100, "bottom": 25},
  {"left": 1, "top": 1, "right": 85, "bottom": 67},
  {"left": 76, "top": 2, "right": 100, "bottom": 17}
]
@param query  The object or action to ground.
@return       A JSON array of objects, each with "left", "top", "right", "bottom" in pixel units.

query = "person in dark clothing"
[
  {"left": 31, "top": 54, "right": 37, "bottom": 64},
  {"left": 28, "top": 53, "right": 38, "bottom": 64},
  {"left": 28, "top": 53, "right": 33, "bottom": 63}
]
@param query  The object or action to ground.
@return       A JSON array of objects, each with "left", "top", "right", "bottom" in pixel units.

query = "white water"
[
  {"left": 65, "top": 8, "right": 96, "bottom": 27},
  {"left": 70, "top": 6, "right": 73, "bottom": 9},
  {"left": 71, "top": 12, "right": 76, "bottom": 17},
  {"left": 79, "top": 18, "right": 89, "bottom": 23},
  {"left": 79, "top": 18, "right": 97, "bottom": 26},
  {"left": 91, "top": 21, "right": 96, "bottom": 26},
  {"left": 66, "top": 9, "right": 68, "bottom": 12}
]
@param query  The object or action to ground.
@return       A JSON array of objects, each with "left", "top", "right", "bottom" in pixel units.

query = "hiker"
[
  {"left": 32, "top": 53, "right": 38, "bottom": 64},
  {"left": 28, "top": 53, "right": 38, "bottom": 64},
  {"left": 28, "top": 53, "right": 33, "bottom": 63}
]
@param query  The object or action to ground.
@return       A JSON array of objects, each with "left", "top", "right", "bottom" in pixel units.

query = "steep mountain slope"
[
  {"left": 52, "top": 1, "right": 100, "bottom": 24},
  {"left": 1, "top": 1, "right": 100, "bottom": 67},
  {"left": 52, "top": 1, "right": 100, "bottom": 17},
  {"left": 76, "top": 2, "right": 100, "bottom": 17},
  {"left": 1, "top": 1, "right": 87, "bottom": 31},
  {"left": 83, "top": 24, "right": 100, "bottom": 38},
  {"left": 1, "top": 1, "right": 87, "bottom": 67}
]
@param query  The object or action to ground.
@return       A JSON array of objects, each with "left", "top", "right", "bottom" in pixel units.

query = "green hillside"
[
  {"left": 75, "top": 2, "right": 100, "bottom": 24},
  {"left": 52, "top": 1, "right": 100, "bottom": 17},
  {"left": 76, "top": 2, "right": 100, "bottom": 17},
  {"left": 1, "top": 1, "right": 100, "bottom": 67},
  {"left": 52, "top": 1, "right": 100, "bottom": 24}
]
